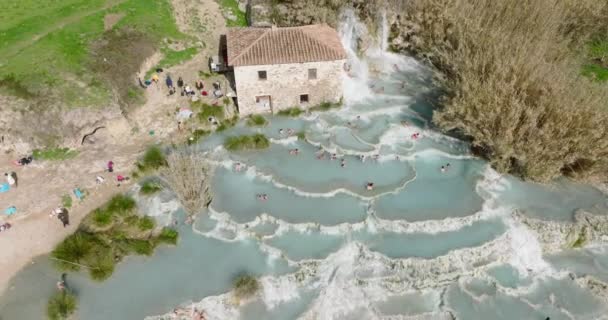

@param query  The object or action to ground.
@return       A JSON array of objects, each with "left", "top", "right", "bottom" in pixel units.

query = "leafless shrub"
[
  {"left": 161, "top": 152, "right": 213, "bottom": 216},
  {"left": 396, "top": 0, "right": 608, "bottom": 182}
]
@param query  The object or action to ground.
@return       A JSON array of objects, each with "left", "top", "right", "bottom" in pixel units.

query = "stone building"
[{"left": 226, "top": 24, "right": 347, "bottom": 116}]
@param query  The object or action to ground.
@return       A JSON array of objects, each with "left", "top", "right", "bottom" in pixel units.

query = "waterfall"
[
  {"left": 339, "top": 9, "right": 374, "bottom": 105},
  {"left": 380, "top": 12, "right": 389, "bottom": 52}
]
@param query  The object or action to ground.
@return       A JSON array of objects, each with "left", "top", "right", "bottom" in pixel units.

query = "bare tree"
[{"left": 161, "top": 152, "right": 213, "bottom": 216}]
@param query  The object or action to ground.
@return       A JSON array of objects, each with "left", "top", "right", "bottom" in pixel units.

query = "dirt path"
[{"left": 0, "top": 0, "right": 228, "bottom": 296}]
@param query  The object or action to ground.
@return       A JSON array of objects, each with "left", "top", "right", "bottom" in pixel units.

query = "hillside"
[{"left": 0, "top": 0, "right": 226, "bottom": 152}]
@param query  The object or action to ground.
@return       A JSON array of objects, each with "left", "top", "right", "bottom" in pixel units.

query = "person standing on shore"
[
  {"left": 4, "top": 172, "right": 15, "bottom": 187},
  {"left": 10, "top": 172, "right": 17, "bottom": 187},
  {"left": 107, "top": 161, "right": 114, "bottom": 173},
  {"left": 57, "top": 208, "right": 70, "bottom": 228}
]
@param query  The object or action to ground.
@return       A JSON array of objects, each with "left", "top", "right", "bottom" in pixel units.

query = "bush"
[
  {"left": 194, "top": 102, "right": 225, "bottom": 122},
  {"left": 224, "top": 134, "right": 270, "bottom": 151},
  {"left": 157, "top": 228, "right": 179, "bottom": 245},
  {"left": 51, "top": 233, "right": 93, "bottom": 271},
  {"left": 217, "top": 115, "right": 239, "bottom": 132},
  {"left": 87, "top": 248, "right": 115, "bottom": 281},
  {"left": 61, "top": 194, "right": 72, "bottom": 209},
  {"left": 127, "top": 239, "right": 155, "bottom": 255},
  {"left": 160, "top": 152, "right": 213, "bottom": 215},
  {"left": 139, "top": 146, "right": 167, "bottom": 171},
  {"left": 246, "top": 114, "right": 268, "bottom": 127},
  {"left": 140, "top": 181, "right": 163, "bottom": 195},
  {"left": 188, "top": 129, "right": 210, "bottom": 145},
  {"left": 106, "top": 194, "right": 136, "bottom": 214},
  {"left": 233, "top": 274, "right": 260, "bottom": 300},
  {"left": 47, "top": 291, "right": 77, "bottom": 320},
  {"left": 277, "top": 107, "right": 303, "bottom": 117},
  {"left": 399, "top": 0, "right": 608, "bottom": 182},
  {"left": 92, "top": 209, "right": 113, "bottom": 227},
  {"left": 138, "top": 216, "right": 156, "bottom": 231},
  {"left": 296, "top": 131, "right": 306, "bottom": 140},
  {"left": 51, "top": 193, "right": 177, "bottom": 282}
]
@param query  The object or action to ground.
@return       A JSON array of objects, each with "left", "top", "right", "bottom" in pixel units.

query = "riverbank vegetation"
[
  {"left": 309, "top": 101, "right": 341, "bottom": 112},
  {"left": 224, "top": 134, "right": 270, "bottom": 151},
  {"left": 51, "top": 194, "right": 178, "bottom": 281},
  {"left": 246, "top": 114, "right": 268, "bottom": 127},
  {"left": 46, "top": 291, "right": 77, "bottom": 320},
  {"left": 139, "top": 180, "right": 163, "bottom": 195},
  {"left": 277, "top": 107, "right": 304, "bottom": 117},
  {"left": 233, "top": 274, "right": 260, "bottom": 301},
  {"left": 135, "top": 145, "right": 168, "bottom": 174},
  {"left": 161, "top": 152, "right": 213, "bottom": 216},
  {"left": 276, "top": 101, "right": 341, "bottom": 117},
  {"left": 396, "top": 0, "right": 608, "bottom": 182}
]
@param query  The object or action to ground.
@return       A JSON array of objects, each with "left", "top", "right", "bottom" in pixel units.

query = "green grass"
[
  {"left": 187, "top": 129, "right": 211, "bottom": 145},
  {"left": 146, "top": 46, "right": 199, "bottom": 78},
  {"left": 233, "top": 274, "right": 260, "bottom": 300},
  {"left": 588, "top": 39, "right": 608, "bottom": 62},
  {"left": 296, "top": 131, "right": 306, "bottom": 140},
  {"left": 61, "top": 194, "right": 73, "bottom": 209},
  {"left": 194, "top": 101, "right": 225, "bottom": 122},
  {"left": 33, "top": 147, "right": 78, "bottom": 161},
  {"left": 571, "top": 227, "right": 587, "bottom": 248},
  {"left": 47, "top": 291, "right": 77, "bottom": 320},
  {"left": 276, "top": 107, "right": 304, "bottom": 117},
  {"left": 309, "top": 101, "right": 342, "bottom": 112},
  {"left": 275, "top": 102, "right": 341, "bottom": 117},
  {"left": 51, "top": 194, "right": 178, "bottom": 281},
  {"left": 107, "top": 194, "right": 136, "bottom": 214},
  {"left": 0, "top": 0, "right": 186, "bottom": 107},
  {"left": 224, "top": 134, "right": 270, "bottom": 151},
  {"left": 157, "top": 227, "right": 179, "bottom": 245},
  {"left": 136, "top": 146, "right": 167, "bottom": 172},
  {"left": 139, "top": 181, "right": 163, "bottom": 195},
  {"left": 582, "top": 64, "right": 608, "bottom": 82},
  {"left": 582, "top": 38, "right": 608, "bottom": 82},
  {"left": 219, "top": 0, "right": 248, "bottom": 27},
  {"left": 246, "top": 114, "right": 268, "bottom": 127},
  {"left": 92, "top": 208, "right": 114, "bottom": 227},
  {"left": 138, "top": 216, "right": 156, "bottom": 231},
  {"left": 217, "top": 115, "right": 239, "bottom": 131}
]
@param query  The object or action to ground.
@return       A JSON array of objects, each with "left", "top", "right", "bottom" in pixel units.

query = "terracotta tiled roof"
[{"left": 227, "top": 24, "right": 347, "bottom": 67}]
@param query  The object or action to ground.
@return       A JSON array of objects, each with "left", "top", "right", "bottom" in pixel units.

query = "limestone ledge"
[{"left": 512, "top": 210, "right": 608, "bottom": 254}]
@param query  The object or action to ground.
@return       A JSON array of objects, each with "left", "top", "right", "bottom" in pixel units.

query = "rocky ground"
[{"left": 0, "top": 0, "right": 229, "bottom": 294}]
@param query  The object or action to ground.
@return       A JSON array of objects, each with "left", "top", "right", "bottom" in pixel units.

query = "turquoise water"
[{"left": 1, "top": 13, "right": 608, "bottom": 320}]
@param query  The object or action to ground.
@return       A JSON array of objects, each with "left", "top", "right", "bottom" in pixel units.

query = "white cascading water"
[
  {"left": 380, "top": 12, "right": 389, "bottom": 52},
  {"left": 339, "top": 10, "right": 374, "bottom": 105},
  {"left": 145, "top": 9, "right": 581, "bottom": 320}
]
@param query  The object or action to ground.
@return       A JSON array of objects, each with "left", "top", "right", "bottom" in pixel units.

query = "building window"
[
  {"left": 300, "top": 94, "right": 309, "bottom": 104},
  {"left": 258, "top": 70, "right": 267, "bottom": 80},
  {"left": 308, "top": 68, "right": 317, "bottom": 80}
]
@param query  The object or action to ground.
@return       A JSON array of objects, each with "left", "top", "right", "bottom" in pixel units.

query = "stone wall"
[{"left": 234, "top": 60, "right": 345, "bottom": 116}]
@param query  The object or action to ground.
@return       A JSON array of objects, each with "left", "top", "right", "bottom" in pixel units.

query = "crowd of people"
[{"left": 0, "top": 154, "right": 136, "bottom": 234}]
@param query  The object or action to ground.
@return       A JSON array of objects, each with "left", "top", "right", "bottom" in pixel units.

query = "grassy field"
[{"left": 0, "top": 0, "right": 188, "bottom": 108}]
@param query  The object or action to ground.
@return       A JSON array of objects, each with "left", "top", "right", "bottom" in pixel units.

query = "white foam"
[{"left": 505, "top": 217, "right": 552, "bottom": 275}]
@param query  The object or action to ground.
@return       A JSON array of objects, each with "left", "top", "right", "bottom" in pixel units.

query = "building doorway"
[{"left": 255, "top": 95, "right": 272, "bottom": 112}]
